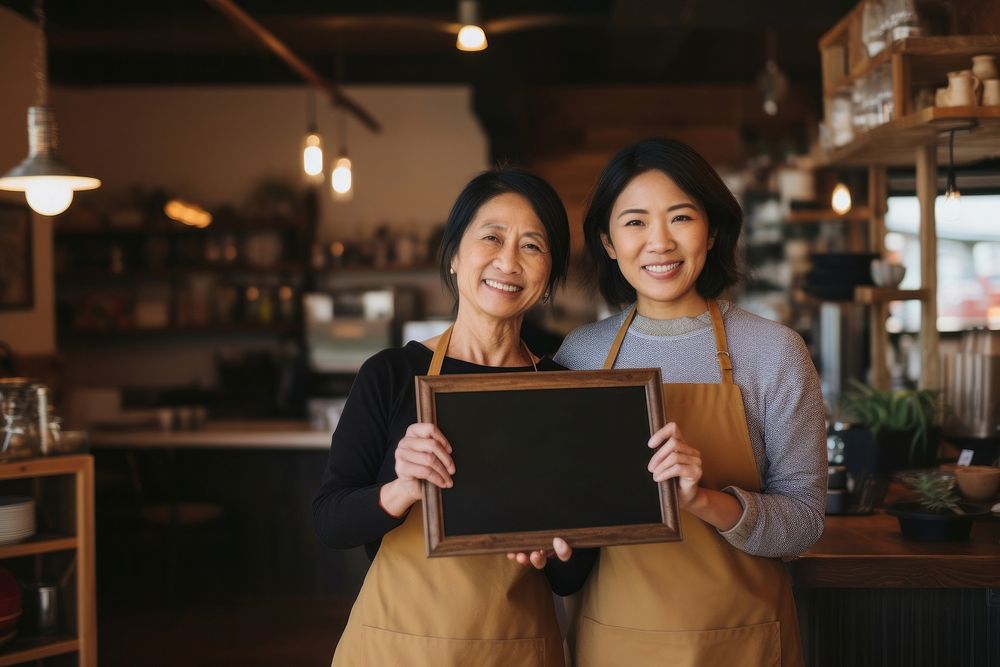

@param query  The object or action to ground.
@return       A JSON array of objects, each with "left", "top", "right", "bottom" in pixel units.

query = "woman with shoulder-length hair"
[
  {"left": 549, "top": 138, "right": 826, "bottom": 666},
  {"left": 313, "top": 166, "right": 573, "bottom": 666}
]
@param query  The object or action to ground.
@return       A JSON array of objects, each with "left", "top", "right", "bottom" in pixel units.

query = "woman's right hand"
[{"left": 379, "top": 423, "right": 454, "bottom": 517}]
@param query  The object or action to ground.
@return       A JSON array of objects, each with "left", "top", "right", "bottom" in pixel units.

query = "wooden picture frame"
[
  {"left": 415, "top": 368, "right": 681, "bottom": 557},
  {"left": 0, "top": 201, "right": 33, "bottom": 311}
]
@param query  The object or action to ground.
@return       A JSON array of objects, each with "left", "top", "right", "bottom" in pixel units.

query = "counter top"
[
  {"left": 89, "top": 420, "right": 331, "bottom": 450},
  {"left": 791, "top": 511, "right": 1000, "bottom": 588}
]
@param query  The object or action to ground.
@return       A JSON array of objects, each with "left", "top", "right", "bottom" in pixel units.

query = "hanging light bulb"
[
  {"left": 0, "top": 1, "right": 100, "bottom": 216},
  {"left": 301, "top": 89, "right": 324, "bottom": 184},
  {"left": 941, "top": 129, "right": 961, "bottom": 224},
  {"left": 757, "top": 30, "right": 787, "bottom": 116},
  {"left": 331, "top": 157, "right": 353, "bottom": 198},
  {"left": 331, "top": 105, "right": 353, "bottom": 202},
  {"left": 456, "top": 0, "right": 488, "bottom": 52},
  {"left": 303, "top": 133, "right": 323, "bottom": 179},
  {"left": 831, "top": 182, "right": 852, "bottom": 215}
]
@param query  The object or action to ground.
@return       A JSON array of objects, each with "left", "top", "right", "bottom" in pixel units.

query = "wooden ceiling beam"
[{"left": 204, "top": 0, "right": 381, "bottom": 133}]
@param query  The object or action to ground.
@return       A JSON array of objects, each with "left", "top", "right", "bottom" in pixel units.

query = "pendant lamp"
[
  {"left": 302, "top": 89, "right": 325, "bottom": 185},
  {"left": 456, "top": 0, "right": 488, "bottom": 52},
  {"left": 941, "top": 130, "right": 961, "bottom": 224},
  {"left": 331, "top": 108, "right": 353, "bottom": 202},
  {"left": 0, "top": 0, "right": 100, "bottom": 216}
]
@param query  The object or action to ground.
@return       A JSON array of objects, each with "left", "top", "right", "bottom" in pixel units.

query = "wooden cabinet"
[
  {"left": 817, "top": 3, "right": 1000, "bottom": 389},
  {"left": 0, "top": 456, "right": 96, "bottom": 666}
]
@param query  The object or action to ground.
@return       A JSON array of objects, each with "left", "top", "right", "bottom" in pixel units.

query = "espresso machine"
[{"left": 942, "top": 329, "right": 1000, "bottom": 465}]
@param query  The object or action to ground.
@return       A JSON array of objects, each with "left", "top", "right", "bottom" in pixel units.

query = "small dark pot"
[{"left": 884, "top": 502, "right": 990, "bottom": 541}]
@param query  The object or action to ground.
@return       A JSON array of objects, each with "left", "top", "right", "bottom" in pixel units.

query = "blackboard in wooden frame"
[{"left": 415, "top": 368, "right": 681, "bottom": 557}]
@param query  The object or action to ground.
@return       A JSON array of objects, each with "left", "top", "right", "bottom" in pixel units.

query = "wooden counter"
[
  {"left": 89, "top": 420, "right": 331, "bottom": 450},
  {"left": 792, "top": 511, "right": 1000, "bottom": 666},
  {"left": 792, "top": 511, "right": 1000, "bottom": 588}
]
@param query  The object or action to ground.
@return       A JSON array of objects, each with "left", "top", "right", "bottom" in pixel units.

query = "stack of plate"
[{"left": 0, "top": 497, "right": 36, "bottom": 546}]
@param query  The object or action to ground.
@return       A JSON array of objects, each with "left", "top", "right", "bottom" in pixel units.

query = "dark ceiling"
[{"left": 2, "top": 0, "right": 855, "bottom": 90}]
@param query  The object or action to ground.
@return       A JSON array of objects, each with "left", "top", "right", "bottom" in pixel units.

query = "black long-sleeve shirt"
[{"left": 312, "top": 340, "right": 593, "bottom": 595}]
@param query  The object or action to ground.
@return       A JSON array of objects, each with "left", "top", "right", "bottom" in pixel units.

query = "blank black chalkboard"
[{"left": 415, "top": 369, "right": 681, "bottom": 556}]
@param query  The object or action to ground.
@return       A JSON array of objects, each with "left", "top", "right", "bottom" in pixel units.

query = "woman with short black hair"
[
  {"left": 314, "top": 167, "right": 572, "bottom": 666},
  {"left": 554, "top": 138, "right": 826, "bottom": 666}
]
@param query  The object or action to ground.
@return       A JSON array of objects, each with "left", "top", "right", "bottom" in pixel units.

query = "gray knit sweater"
[{"left": 554, "top": 302, "right": 827, "bottom": 558}]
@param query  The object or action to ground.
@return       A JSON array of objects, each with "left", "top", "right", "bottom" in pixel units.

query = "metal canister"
[{"left": 35, "top": 385, "right": 50, "bottom": 455}]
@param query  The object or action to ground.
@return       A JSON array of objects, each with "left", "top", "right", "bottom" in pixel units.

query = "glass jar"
[{"left": 0, "top": 378, "right": 37, "bottom": 460}]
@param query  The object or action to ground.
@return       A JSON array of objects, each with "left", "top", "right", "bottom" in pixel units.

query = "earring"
[
  {"left": 542, "top": 290, "right": 551, "bottom": 305},
  {"left": 449, "top": 267, "right": 456, "bottom": 275}
]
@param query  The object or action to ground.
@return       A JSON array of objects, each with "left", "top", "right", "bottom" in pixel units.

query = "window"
[{"left": 885, "top": 194, "right": 1000, "bottom": 332}]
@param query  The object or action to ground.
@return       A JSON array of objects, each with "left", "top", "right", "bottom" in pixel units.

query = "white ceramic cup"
[
  {"left": 983, "top": 79, "right": 1000, "bottom": 106},
  {"left": 946, "top": 69, "right": 981, "bottom": 107},
  {"left": 972, "top": 54, "right": 999, "bottom": 82}
]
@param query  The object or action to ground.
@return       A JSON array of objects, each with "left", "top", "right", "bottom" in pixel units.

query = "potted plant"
[
  {"left": 885, "top": 472, "right": 990, "bottom": 541},
  {"left": 841, "top": 381, "right": 939, "bottom": 470}
]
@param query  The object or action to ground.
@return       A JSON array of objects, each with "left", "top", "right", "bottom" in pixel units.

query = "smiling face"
[
  {"left": 452, "top": 192, "right": 553, "bottom": 325},
  {"left": 602, "top": 169, "right": 714, "bottom": 319}
]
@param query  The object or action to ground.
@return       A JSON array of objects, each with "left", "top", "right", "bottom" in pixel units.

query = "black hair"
[
  {"left": 583, "top": 138, "right": 743, "bottom": 307},
  {"left": 438, "top": 167, "right": 570, "bottom": 302}
]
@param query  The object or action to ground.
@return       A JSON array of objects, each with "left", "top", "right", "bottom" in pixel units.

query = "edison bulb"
[
  {"left": 457, "top": 25, "right": 487, "bottom": 51},
  {"left": 302, "top": 133, "right": 324, "bottom": 180},
  {"left": 331, "top": 157, "right": 353, "bottom": 199},
  {"left": 25, "top": 178, "right": 74, "bottom": 216},
  {"left": 831, "top": 183, "right": 852, "bottom": 215},
  {"left": 941, "top": 187, "right": 961, "bottom": 224}
]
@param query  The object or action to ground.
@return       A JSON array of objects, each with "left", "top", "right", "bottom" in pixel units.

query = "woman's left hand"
[
  {"left": 506, "top": 537, "right": 572, "bottom": 570},
  {"left": 647, "top": 422, "right": 703, "bottom": 508}
]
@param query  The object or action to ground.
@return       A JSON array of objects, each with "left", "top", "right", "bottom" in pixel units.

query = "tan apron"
[
  {"left": 332, "top": 328, "right": 565, "bottom": 667},
  {"left": 574, "top": 300, "right": 803, "bottom": 667}
]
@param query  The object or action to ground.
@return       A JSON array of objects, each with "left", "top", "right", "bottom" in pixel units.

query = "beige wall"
[
  {"left": 0, "top": 7, "right": 55, "bottom": 355},
  {"left": 51, "top": 85, "right": 489, "bottom": 241}
]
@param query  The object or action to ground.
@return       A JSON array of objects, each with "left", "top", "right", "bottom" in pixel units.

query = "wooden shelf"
[
  {"left": 55, "top": 218, "right": 307, "bottom": 237},
  {"left": 0, "top": 635, "right": 79, "bottom": 666},
  {"left": 854, "top": 286, "right": 930, "bottom": 304},
  {"left": 785, "top": 207, "right": 870, "bottom": 223},
  {"left": 0, "top": 455, "right": 96, "bottom": 666},
  {"left": 826, "top": 36, "right": 1000, "bottom": 95},
  {"left": 323, "top": 262, "right": 438, "bottom": 274},
  {"left": 58, "top": 322, "right": 301, "bottom": 344},
  {"left": 0, "top": 535, "right": 77, "bottom": 560},
  {"left": 819, "top": 106, "right": 1000, "bottom": 167},
  {"left": 57, "top": 262, "right": 306, "bottom": 282}
]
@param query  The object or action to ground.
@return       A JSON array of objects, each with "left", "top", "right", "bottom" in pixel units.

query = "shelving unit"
[
  {"left": 0, "top": 455, "right": 96, "bottom": 666},
  {"left": 54, "top": 216, "right": 310, "bottom": 342},
  {"left": 817, "top": 6, "right": 1000, "bottom": 389}
]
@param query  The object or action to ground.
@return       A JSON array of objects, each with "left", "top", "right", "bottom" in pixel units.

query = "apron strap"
[
  {"left": 707, "top": 299, "right": 734, "bottom": 385},
  {"left": 428, "top": 325, "right": 538, "bottom": 377},
  {"left": 602, "top": 301, "right": 734, "bottom": 384},
  {"left": 603, "top": 306, "right": 637, "bottom": 370},
  {"left": 428, "top": 326, "right": 453, "bottom": 376}
]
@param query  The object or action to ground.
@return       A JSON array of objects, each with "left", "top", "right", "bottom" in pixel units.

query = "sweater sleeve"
[
  {"left": 312, "top": 351, "right": 407, "bottom": 550},
  {"left": 717, "top": 328, "right": 827, "bottom": 558}
]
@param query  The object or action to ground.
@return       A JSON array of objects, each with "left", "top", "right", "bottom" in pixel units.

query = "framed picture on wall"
[{"left": 0, "top": 201, "right": 33, "bottom": 310}]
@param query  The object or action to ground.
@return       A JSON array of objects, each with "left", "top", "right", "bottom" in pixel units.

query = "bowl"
[
  {"left": 870, "top": 259, "right": 906, "bottom": 287},
  {"left": 885, "top": 501, "right": 990, "bottom": 541},
  {"left": 954, "top": 465, "right": 1000, "bottom": 502}
]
